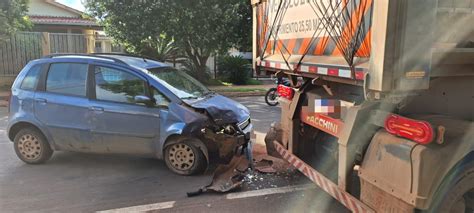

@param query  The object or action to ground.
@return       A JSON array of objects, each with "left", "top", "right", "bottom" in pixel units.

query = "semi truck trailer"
[{"left": 251, "top": 0, "right": 473, "bottom": 212}]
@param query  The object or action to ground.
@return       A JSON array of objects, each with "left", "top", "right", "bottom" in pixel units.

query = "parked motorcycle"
[{"left": 265, "top": 77, "right": 290, "bottom": 106}]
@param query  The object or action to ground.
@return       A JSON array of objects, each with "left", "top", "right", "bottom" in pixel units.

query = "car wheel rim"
[
  {"left": 18, "top": 134, "right": 41, "bottom": 160},
  {"left": 168, "top": 143, "right": 195, "bottom": 171}
]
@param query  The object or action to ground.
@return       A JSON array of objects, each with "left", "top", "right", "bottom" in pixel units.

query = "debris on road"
[
  {"left": 187, "top": 155, "right": 249, "bottom": 197},
  {"left": 187, "top": 134, "right": 303, "bottom": 197}
]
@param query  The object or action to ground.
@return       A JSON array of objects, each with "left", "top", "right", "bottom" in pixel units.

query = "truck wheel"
[
  {"left": 423, "top": 160, "right": 474, "bottom": 213},
  {"left": 14, "top": 128, "right": 53, "bottom": 164},
  {"left": 164, "top": 140, "right": 206, "bottom": 175}
]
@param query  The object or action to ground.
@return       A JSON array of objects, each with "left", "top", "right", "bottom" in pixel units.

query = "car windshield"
[{"left": 148, "top": 67, "right": 210, "bottom": 99}]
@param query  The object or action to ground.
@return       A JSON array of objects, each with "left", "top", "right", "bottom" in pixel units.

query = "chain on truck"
[{"left": 251, "top": 0, "right": 473, "bottom": 212}]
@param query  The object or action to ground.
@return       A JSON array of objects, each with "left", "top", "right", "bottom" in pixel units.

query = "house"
[
  {"left": 27, "top": 0, "right": 100, "bottom": 34},
  {"left": 26, "top": 0, "right": 122, "bottom": 53},
  {"left": 0, "top": 0, "right": 122, "bottom": 87}
]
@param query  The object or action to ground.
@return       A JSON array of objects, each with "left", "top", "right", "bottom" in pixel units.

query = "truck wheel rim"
[
  {"left": 18, "top": 134, "right": 41, "bottom": 160},
  {"left": 168, "top": 143, "right": 195, "bottom": 171}
]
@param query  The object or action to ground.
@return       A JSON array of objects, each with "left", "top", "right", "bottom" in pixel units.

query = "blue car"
[{"left": 7, "top": 54, "right": 252, "bottom": 175}]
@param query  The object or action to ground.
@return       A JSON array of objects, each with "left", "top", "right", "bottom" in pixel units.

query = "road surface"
[{"left": 0, "top": 96, "right": 346, "bottom": 212}]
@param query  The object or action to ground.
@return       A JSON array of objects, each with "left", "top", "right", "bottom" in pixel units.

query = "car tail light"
[
  {"left": 384, "top": 114, "right": 434, "bottom": 144},
  {"left": 277, "top": 84, "right": 294, "bottom": 100}
]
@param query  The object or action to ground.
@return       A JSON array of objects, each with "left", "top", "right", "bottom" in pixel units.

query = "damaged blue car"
[{"left": 7, "top": 54, "right": 252, "bottom": 175}]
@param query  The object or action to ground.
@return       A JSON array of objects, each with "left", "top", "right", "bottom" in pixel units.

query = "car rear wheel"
[
  {"left": 164, "top": 139, "right": 206, "bottom": 175},
  {"left": 14, "top": 128, "right": 53, "bottom": 164}
]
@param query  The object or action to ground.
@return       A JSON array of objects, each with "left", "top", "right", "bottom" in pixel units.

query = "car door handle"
[
  {"left": 35, "top": 98, "right": 47, "bottom": 103},
  {"left": 89, "top": 106, "right": 104, "bottom": 111}
]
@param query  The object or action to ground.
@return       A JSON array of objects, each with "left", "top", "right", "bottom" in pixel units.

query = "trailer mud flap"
[{"left": 274, "top": 141, "right": 375, "bottom": 213}]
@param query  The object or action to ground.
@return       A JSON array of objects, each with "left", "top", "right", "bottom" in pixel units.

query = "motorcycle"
[{"left": 265, "top": 77, "right": 290, "bottom": 106}]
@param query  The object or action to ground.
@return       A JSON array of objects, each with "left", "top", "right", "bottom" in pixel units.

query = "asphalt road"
[{"left": 0, "top": 96, "right": 346, "bottom": 213}]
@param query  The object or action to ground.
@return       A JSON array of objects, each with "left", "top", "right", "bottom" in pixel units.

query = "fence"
[
  {"left": 0, "top": 32, "right": 121, "bottom": 77},
  {"left": 0, "top": 32, "right": 43, "bottom": 76}
]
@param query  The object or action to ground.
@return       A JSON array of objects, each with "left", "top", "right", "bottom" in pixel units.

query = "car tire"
[
  {"left": 14, "top": 128, "right": 53, "bottom": 164},
  {"left": 164, "top": 139, "right": 206, "bottom": 175},
  {"left": 421, "top": 160, "right": 474, "bottom": 213}
]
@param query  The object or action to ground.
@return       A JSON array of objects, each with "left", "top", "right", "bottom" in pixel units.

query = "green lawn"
[{"left": 214, "top": 88, "right": 267, "bottom": 93}]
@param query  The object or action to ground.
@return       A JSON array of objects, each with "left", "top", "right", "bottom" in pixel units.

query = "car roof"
[{"left": 42, "top": 54, "right": 170, "bottom": 70}]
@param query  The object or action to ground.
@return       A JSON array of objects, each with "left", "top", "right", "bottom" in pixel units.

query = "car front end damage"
[
  {"left": 185, "top": 94, "right": 253, "bottom": 165},
  {"left": 200, "top": 116, "right": 252, "bottom": 164}
]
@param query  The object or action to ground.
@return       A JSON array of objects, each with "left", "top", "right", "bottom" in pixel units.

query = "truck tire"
[
  {"left": 14, "top": 127, "right": 53, "bottom": 164},
  {"left": 422, "top": 160, "right": 474, "bottom": 213},
  {"left": 164, "top": 139, "right": 206, "bottom": 175}
]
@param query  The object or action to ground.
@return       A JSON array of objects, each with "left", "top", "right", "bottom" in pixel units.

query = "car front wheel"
[
  {"left": 14, "top": 128, "right": 53, "bottom": 164},
  {"left": 164, "top": 139, "right": 206, "bottom": 175}
]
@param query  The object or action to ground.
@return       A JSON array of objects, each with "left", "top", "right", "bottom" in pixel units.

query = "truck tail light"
[
  {"left": 277, "top": 84, "right": 294, "bottom": 100},
  {"left": 384, "top": 114, "right": 434, "bottom": 144}
]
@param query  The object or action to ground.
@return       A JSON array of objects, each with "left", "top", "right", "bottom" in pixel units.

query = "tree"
[
  {"left": 126, "top": 34, "right": 186, "bottom": 65},
  {"left": 85, "top": 0, "right": 252, "bottom": 83},
  {"left": 0, "top": 0, "right": 31, "bottom": 42}
]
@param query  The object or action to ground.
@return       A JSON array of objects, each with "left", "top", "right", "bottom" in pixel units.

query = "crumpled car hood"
[{"left": 188, "top": 94, "right": 250, "bottom": 125}]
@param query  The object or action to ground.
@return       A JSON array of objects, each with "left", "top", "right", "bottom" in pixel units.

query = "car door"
[
  {"left": 34, "top": 62, "right": 92, "bottom": 151},
  {"left": 88, "top": 64, "right": 160, "bottom": 156}
]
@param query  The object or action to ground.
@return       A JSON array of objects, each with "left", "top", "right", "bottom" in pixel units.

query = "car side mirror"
[{"left": 134, "top": 95, "right": 152, "bottom": 104}]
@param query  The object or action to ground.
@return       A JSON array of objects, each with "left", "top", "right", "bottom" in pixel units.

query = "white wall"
[{"left": 28, "top": 0, "right": 79, "bottom": 17}]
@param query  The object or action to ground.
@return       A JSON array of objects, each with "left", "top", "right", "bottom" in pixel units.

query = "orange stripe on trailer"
[
  {"left": 276, "top": 40, "right": 284, "bottom": 53},
  {"left": 332, "top": 0, "right": 373, "bottom": 56},
  {"left": 356, "top": 28, "right": 371, "bottom": 57},
  {"left": 286, "top": 39, "right": 297, "bottom": 55},
  {"left": 298, "top": 38, "right": 312, "bottom": 55},
  {"left": 314, "top": 36, "right": 330, "bottom": 55},
  {"left": 273, "top": 141, "right": 375, "bottom": 213}
]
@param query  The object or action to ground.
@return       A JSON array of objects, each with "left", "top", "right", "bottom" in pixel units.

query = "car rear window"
[
  {"left": 46, "top": 63, "right": 88, "bottom": 96},
  {"left": 20, "top": 65, "right": 42, "bottom": 90}
]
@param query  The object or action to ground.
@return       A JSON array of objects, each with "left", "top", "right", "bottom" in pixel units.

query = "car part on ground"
[
  {"left": 187, "top": 153, "right": 250, "bottom": 196},
  {"left": 13, "top": 128, "right": 53, "bottom": 164}
]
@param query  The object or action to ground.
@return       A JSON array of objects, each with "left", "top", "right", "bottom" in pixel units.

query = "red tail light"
[
  {"left": 384, "top": 114, "right": 434, "bottom": 144},
  {"left": 277, "top": 84, "right": 294, "bottom": 100}
]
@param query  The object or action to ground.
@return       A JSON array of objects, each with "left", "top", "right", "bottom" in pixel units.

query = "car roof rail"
[
  {"left": 93, "top": 52, "right": 158, "bottom": 62},
  {"left": 42, "top": 53, "right": 128, "bottom": 65}
]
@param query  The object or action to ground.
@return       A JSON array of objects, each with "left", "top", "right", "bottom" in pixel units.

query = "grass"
[
  {"left": 205, "top": 78, "right": 263, "bottom": 86},
  {"left": 205, "top": 78, "right": 225, "bottom": 86},
  {"left": 245, "top": 79, "right": 263, "bottom": 85},
  {"left": 214, "top": 88, "right": 267, "bottom": 93}
]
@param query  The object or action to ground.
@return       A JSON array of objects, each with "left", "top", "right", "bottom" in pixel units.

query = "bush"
[
  {"left": 217, "top": 56, "right": 251, "bottom": 85},
  {"left": 180, "top": 59, "right": 212, "bottom": 84}
]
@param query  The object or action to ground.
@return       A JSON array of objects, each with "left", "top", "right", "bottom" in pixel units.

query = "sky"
[{"left": 56, "top": 0, "right": 85, "bottom": 12}]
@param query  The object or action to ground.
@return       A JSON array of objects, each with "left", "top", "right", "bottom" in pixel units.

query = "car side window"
[
  {"left": 46, "top": 63, "right": 88, "bottom": 96},
  {"left": 20, "top": 65, "right": 42, "bottom": 90},
  {"left": 95, "top": 66, "right": 147, "bottom": 105},
  {"left": 151, "top": 87, "right": 170, "bottom": 107}
]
